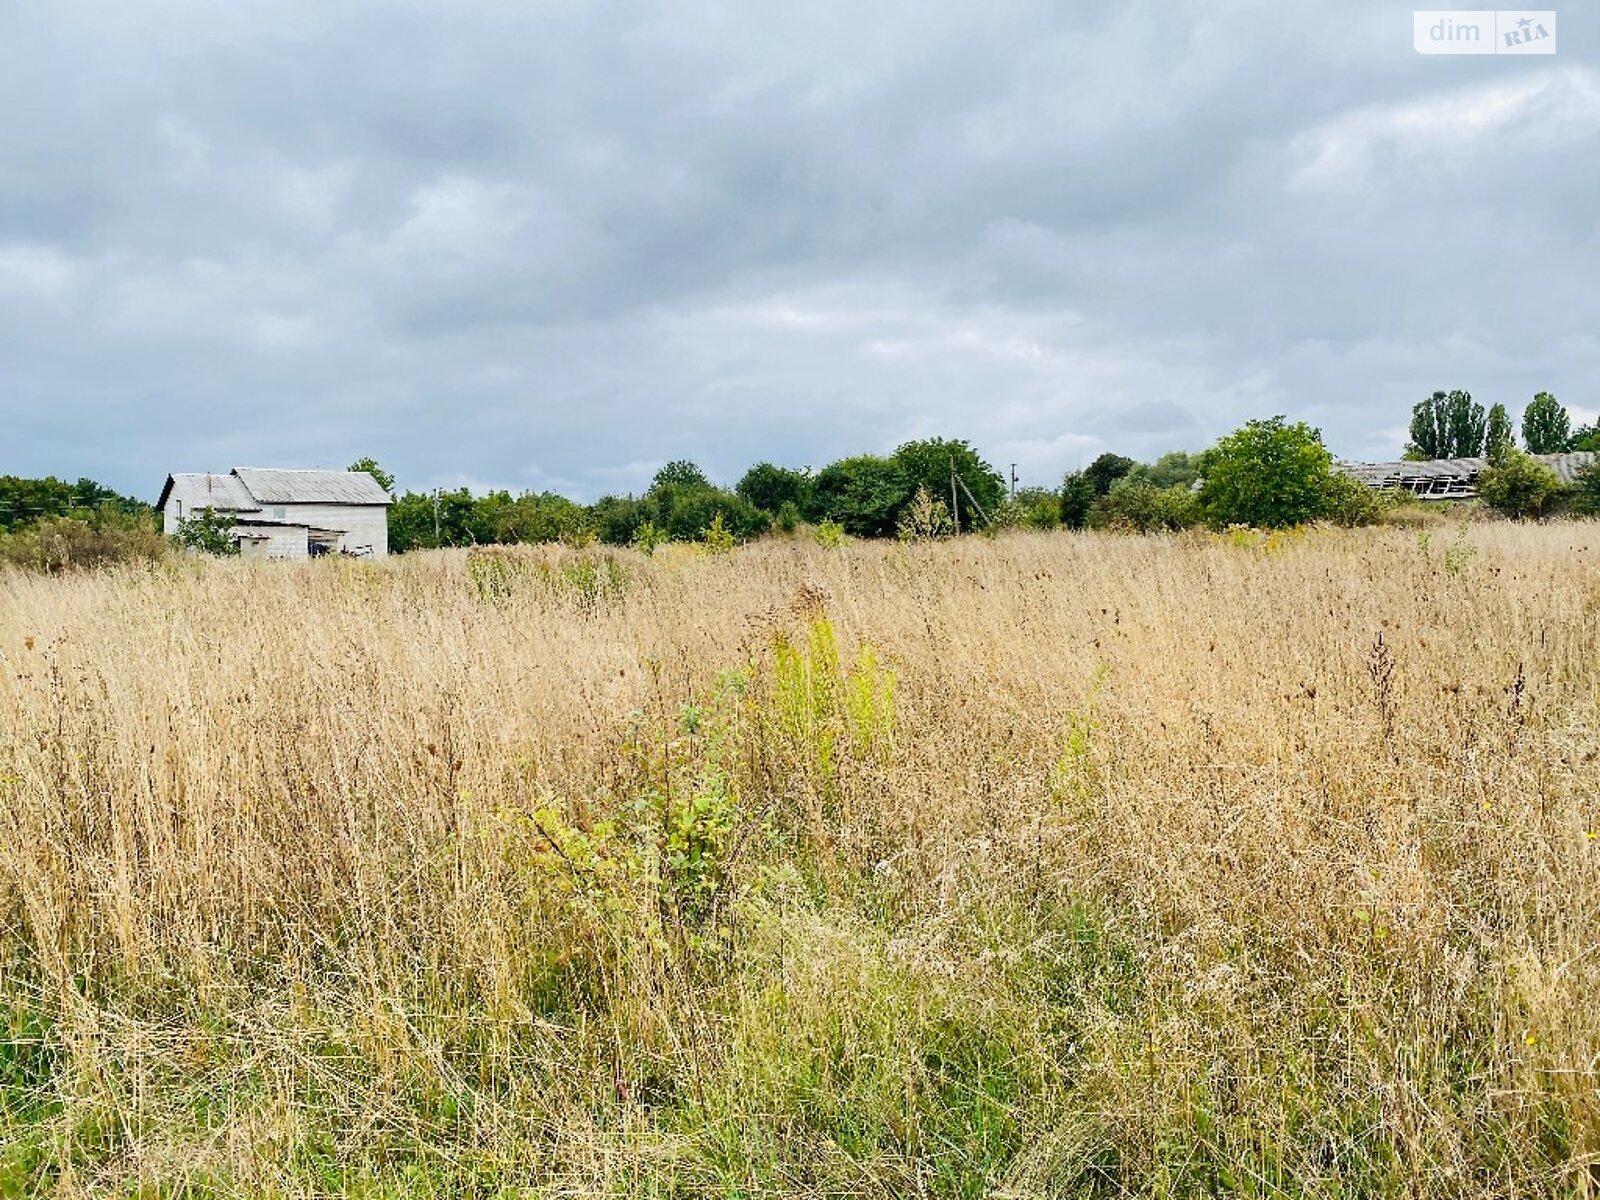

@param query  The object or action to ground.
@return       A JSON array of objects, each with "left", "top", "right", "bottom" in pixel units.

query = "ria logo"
[
  {"left": 1413, "top": 10, "right": 1557, "bottom": 54},
  {"left": 1502, "top": 13, "right": 1553, "bottom": 47}
]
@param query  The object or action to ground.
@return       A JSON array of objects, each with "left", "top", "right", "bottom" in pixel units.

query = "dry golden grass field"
[{"left": 3, "top": 524, "right": 1600, "bottom": 1198}]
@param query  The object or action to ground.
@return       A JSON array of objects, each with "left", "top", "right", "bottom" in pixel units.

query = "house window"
[{"left": 273, "top": 506, "right": 286, "bottom": 519}]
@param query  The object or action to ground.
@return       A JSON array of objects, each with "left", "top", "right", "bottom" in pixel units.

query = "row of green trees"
[
  {"left": 1405, "top": 390, "right": 1598, "bottom": 459},
  {"left": 356, "top": 404, "right": 1600, "bottom": 553},
  {"left": 0, "top": 475, "right": 165, "bottom": 571},
  {"left": 7, "top": 393, "right": 1595, "bottom": 568},
  {"left": 361, "top": 420, "right": 1392, "bottom": 550},
  {"left": 381, "top": 438, "right": 1009, "bottom": 552},
  {"left": 0, "top": 475, "right": 152, "bottom": 532}
]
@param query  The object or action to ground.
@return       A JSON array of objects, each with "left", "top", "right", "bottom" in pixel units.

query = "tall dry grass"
[{"left": 1, "top": 523, "right": 1599, "bottom": 1197}]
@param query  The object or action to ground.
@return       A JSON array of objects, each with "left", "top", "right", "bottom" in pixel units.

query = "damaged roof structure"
[{"left": 1334, "top": 452, "right": 1596, "bottom": 500}]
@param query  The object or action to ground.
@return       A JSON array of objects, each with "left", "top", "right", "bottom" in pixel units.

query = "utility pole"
[
  {"left": 949, "top": 458, "right": 961, "bottom": 536},
  {"left": 432, "top": 488, "right": 441, "bottom": 544},
  {"left": 1010, "top": 463, "right": 1018, "bottom": 499},
  {"left": 955, "top": 472, "right": 992, "bottom": 528}
]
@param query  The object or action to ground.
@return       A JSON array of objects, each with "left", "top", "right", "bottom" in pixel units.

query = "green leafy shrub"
[
  {"left": 520, "top": 672, "right": 750, "bottom": 969},
  {"left": 174, "top": 506, "right": 239, "bottom": 556},
  {"left": 1199, "top": 416, "right": 1334, "bottom": 529},
  {"left": 814, "top": 520, "right": 845, "bottom": 549},
  {"left": 631, "top": 519, "right": 665, "bottom": 555},
  {"left": 0, "top": 509, "right": 167, "bottom": 572},
  {"left": 1571, "top": 459, "right": 1600, "bottom": 517},
  {"left": 466, "top": 548, "right": 531, "bottom": 600},
  {"left": 587, "top": 494, "right": 647, "bottom": 547},
  {"left": 736, "top": 463, "right": 813, "bottom": 516},
  {"left": 991, "top": 487, "right": 1061, "bottom": 532},
  {"left": 807, "top": 455, "right": 910, "bottom": 537},
  {"left": 1059, "top": 471, "right": 1095, "bottom": 530},
  {"left": 701, "top": 513, "right": 736, "bottom": 554},
  {"left": 621, "top": 681, "right": 747, "bottom": 934},
  {"left": 1478, "top": 451, "right": 1564, "bottom": 518},
  {"left": 592, "top": 478, "right": 768, "bottom": 549},
  {"left": 470, "top": 489, "right": 594, "bottom": 545},
  {"left": 1089, "top": 481, "right": 1201, "bottom": 533},
  {"left": 647, "top": 483, "right": 769, "bottom": 543},
  {"left": 1322, "top": 472, "right": 1394, "bottom": 527},
  {"left": 552, "top": 552, "right": 628, "bottom": 610}
]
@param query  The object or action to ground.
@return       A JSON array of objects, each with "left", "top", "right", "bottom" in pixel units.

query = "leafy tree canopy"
[
  {"left": 1485, "top": 404, "right": 1515, "bottom": 463},
  {"left": 1084, "top": 453, "right": 1136, "bottom": 497},
  {"left": 0, "top": 475, "right": 152, "bottom": 533},
  {"left": 175, "top": 507, "right": 239, "bottom": 556},
  {"left": 589, "top": 495, "right": 647, "bottom": 547},
  {"left": 1123, "top": 451, "right": 1203, "bottom": 491},
  {"left": 1479, "top": 451, "right": 1564, "bottom": 518},
  {"left": 650, "top": 460, "right": 711, "bottom": 493},
  {"left": 348, "top": 457, "right": 395, "bottom": 495},
  {"left": 1000, "top": 486, "right": 1061, "bottom": 532},
  {"left": 808, "top": 455, "right": 911, "bottom": 537},
  {"left": 644, "top": 485, "right": 768, "bottom": 543},
  {"left": 1199, "top": 416, "right": 1334, "bottom": 529},
  {"left": 735, "top": 463, "right": 811, "bottom": 515},
  {"left": 1522, "top": 392, "right": 1572, "bottom": 454},
  {"left": 1059, "top": 471, "right": 1096, "bottom": 530},
  {"left": 1446, "top": 390, "right": 1487, "bottom": 459},
  {"left": 1406, "top": 391, "right": 1484, "bottom": 459},
  {"left": 387, "top": 488, "right": 482, "bottom": 553},
  {"left": 889, "top": 437, "right": 1006, "bottom": 528},
  {"left": 472, "top": 490, "right": 591, "bottom": 545}
]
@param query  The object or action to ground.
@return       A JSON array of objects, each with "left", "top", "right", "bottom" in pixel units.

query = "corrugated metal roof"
[
  {"left": 232, "top": 468, "right": 393, "bottom": 505},
  {"left": 1535, "top": 452, "right": 1599, "bottom": 484},
  {"left": 161, "top": 473, "right": 261, "bottom": 514},
  {"left": 1335, "top": 452, "right": 1596, "bottom": 495}
]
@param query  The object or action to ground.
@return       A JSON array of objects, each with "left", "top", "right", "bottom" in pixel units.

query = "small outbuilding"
[{"left": 157, "top": 468, "right": 393, "bottom": 558}]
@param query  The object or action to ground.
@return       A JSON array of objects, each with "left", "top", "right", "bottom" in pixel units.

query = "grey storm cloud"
[{"left": 2, "top": 0, "right": 1597, "bottom": 500}]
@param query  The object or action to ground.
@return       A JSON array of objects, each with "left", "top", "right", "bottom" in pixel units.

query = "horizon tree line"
[{"left": 3, "top": 390, "right": 1597, "bottom": 558}]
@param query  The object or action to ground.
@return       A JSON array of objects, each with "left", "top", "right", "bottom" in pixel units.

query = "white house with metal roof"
[{"left": 157, "top": 468, "right": 393, "bottom": 558}]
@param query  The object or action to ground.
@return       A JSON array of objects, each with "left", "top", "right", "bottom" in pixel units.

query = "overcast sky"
[{"left": 1, "top": 2, "right": 1595, "bottom": 500}]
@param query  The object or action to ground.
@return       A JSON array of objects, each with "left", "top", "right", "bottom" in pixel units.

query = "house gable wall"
[
  {"left": 258, "top": 503, "right": 388, "bottom": 556},
  {"left": 237, "top": 526, "right": 312, "bottom": 559}
]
